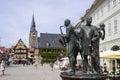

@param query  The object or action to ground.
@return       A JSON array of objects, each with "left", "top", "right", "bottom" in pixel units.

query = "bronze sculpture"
[
  {"left": 80, "top": 17, "right": 95, "bottom": 73},
  {"left": 60, "top": 19, "right": 78, "bottom": 73},
  {"left": 60, "top": 17, "right": 105, "bottom": 74},
  {"left": 59, "top": 17, "right": 120, "bottom": 80},
  {"left": 91, "top": 23, "right": 105, "bottom": 73}
]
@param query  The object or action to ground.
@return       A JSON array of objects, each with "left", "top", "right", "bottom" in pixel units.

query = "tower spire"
[
  {"left": 30, "top": 15, "right": 37, "bottom": 32},
  {"left": 31, "top": 15, "right": 36, "bottom": 28}
]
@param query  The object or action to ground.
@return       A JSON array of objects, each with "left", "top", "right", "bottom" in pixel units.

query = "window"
[
  {"left": 114, "top": 18, "right": 118, "bottom": 33},
  {"left": 92, "top": 14, "right": 95, "bottom": 22},
  {"left": 42, "top": 49, "right": 46, "bottom": 53},
  {"left": 97, "top": 10, "right": 99, "bottom": 19},
  {"left": 94, "top": 13, "right": 97, "bottom": 20},
  {"left": 107, "top": 0, "right": 111, "bottom": 11},
  {"left": 113, "top": 0, "right": 116, "bottom": 7},
  {"left": 100, "top": 7, "right": 103, "bottom": 16},
  {"left": 117, "top": 60, "right": 120, "bottom": 69},
  {"left": 46, "top": 42, "right": 50, "bottom": 47},
  {"left": 16, "top": 50, "right": 20, "bottom": 53},
  {"left": 57, "top": 49, "right": 60, "bottom": 52},
  {"left": 52, "top": 40, "right": 55, "bottom": 45},
  {"left": 47, "top": 49, "right": 51, "bottom": 53},
  {"left": 23, "top": 50, "right": 26, "bottom": 53},
  {"left": 108, "top": 23, "right": 111, "bottom": 36},
  {"left": 17, "top": 55, "right": 20, "bottom": 58}
]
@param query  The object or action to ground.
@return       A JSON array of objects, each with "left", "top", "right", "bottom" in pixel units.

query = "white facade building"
[
  {"left": 83, "top": 0, "right": 120, "bottom": 51},
  {"left": 82, "top": 0, "right": 120, "bottom": 73}
]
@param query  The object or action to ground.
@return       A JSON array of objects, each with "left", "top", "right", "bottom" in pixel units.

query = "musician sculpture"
[{"left": 60, "top": 17, "right": 107, "bottom": 80}]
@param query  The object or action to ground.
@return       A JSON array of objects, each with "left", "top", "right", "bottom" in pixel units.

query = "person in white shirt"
[{"left": 0, "top": 60, "right": 5, "bottom": 75}]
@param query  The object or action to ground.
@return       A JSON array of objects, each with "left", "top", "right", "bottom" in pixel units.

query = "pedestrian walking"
[
  {"left": 34, "top": 62, "right": 38, "bottom": 69},
  {"left": 23, "top": 61, "right": 26, "bottom": 66},
  {"left": 50, "top": 62, "right": 54, "bottom": 71},
  {"left": 0, "top": 60, "right": 5, "bottom": 75}
]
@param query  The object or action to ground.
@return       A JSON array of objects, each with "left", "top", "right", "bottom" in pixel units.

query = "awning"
[
  {"left": 21, "top": 59, "right": 27, "bottom": 61},
  {"left": 13, "top": 58, "right": 27, "bottom": 61},
  {"left": 100, "top": 50, "right": 120, "bottom": 59},
  {"left": 60, "top": 57, "right": 69, "bottom": 60},
  {"left": 14, "top": 59, "right": 19, "bottom": 60}
]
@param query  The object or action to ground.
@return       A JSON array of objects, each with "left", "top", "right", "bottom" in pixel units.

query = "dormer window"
[
  {"left": 52, "top": 40, "right": 55, "bottom": 44},
  {"left": 46, "top": 42, "right": 50, "bottom": 47}
]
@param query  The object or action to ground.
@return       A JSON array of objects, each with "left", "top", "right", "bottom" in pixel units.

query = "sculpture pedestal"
[
  {"left": 108, "top": 75, "right": 120, "bottom": 80},
  {"left": 60, "top": 71, "right": 109, "bottom": 80}
]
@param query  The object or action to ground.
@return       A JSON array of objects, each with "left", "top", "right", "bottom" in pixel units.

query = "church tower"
[{"left": 29, "top": 15, "right": 38, "bottom": 48}]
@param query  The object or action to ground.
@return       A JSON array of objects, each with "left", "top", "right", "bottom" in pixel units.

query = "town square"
[
  {"left": 0, "top": 64, "right": 62, "bottom": 80},
  {"left": 1, "top": 0, "right": 120, "bottom": 80}
]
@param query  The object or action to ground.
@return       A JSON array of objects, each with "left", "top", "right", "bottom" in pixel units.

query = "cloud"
[{"left": 0, "top": 0, "right": 94, "bottom": 47}]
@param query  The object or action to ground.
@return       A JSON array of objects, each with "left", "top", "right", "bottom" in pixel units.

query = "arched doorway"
[{"left": 111, "top": 45, "right": 120, "bottom": 51}]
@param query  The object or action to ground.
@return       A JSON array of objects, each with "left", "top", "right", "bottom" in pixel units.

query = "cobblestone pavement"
[{"left": 0, "top": 64, "right": 62, "bottom": 80}]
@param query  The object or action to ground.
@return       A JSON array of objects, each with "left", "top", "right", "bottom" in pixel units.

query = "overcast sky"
[{"left": 0, "top": 0, "right": 94, "bottom": 48}]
